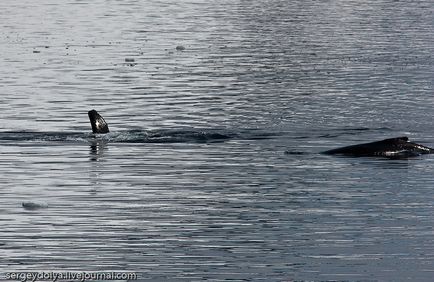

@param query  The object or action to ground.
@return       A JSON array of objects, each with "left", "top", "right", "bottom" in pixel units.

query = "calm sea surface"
[{"left": 1, "top": 0, "right": 434, "bottom": 281}]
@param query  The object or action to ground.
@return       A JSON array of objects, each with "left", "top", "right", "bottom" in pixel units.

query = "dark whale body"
[{"left": 323, "top": 137, "right": 434, "bottom": 158}]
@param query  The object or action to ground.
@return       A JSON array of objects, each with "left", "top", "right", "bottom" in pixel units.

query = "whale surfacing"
[
  {"left": 88, "top": 109, "right": 109, "bottom": 134},
  {"left": 323, "top": 137, "right": 433, "bottom": 158}
]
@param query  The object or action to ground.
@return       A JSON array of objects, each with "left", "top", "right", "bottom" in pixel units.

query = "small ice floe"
[
  {"left": 22, "top": 202, "right": 48, "bottom": 210},
  {"left": 175, "top": 45, "right": 185, "bottom": 51},
  {"left": 124, "top": 58, "right": 136, "bottom": 66}
]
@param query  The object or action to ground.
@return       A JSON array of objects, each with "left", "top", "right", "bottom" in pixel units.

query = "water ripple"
[{"left": 1, "top": 0, "right": 434, "bottom": 281}]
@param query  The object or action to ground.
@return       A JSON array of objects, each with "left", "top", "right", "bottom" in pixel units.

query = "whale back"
[
  {"left": 323, "top": 137, "right": 433, "bottom": 158},
  {"left": 88, "top": 109, "right": 109, "bottom": 134}
]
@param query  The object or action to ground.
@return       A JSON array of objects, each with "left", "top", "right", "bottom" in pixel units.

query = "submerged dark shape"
[
  {"left": 323, "top": 137, "right": 433, "bottom": 158},
  {"left": 88, "top": 109, "right": 109, "bottom": 134},
  {"left": 86, "top": 109, "right": 231, "bottom": 143},
  {"left": 22, "top": 201, "right": 48, "bottom": 210}
]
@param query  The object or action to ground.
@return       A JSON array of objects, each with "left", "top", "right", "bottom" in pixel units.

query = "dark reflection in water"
[
  {"left": 89, "top": 140, "right": 106, "bottom": 162},
  {"left": 322, "top": 154, "right": 412, "bottom": 169}
]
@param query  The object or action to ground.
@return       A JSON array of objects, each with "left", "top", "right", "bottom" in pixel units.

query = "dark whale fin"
[{"left": 88, "top": 109, "right": 109, "bottom": 134}]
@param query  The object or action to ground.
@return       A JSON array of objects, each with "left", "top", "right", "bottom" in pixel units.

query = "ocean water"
[{"left": 1, "top": 0, "right": 434, "bottom": 281}]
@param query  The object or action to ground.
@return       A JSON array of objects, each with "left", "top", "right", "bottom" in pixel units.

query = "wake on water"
[
  {"left": 0, "top": 127, "right": 393, "bottom": 146},
  {"left": 0, "top": 129, "right": 233, "bottom": 144}
]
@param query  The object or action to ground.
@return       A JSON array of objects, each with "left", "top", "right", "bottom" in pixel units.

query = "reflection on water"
[
  {"left": 1, "top": 0, "right": 434, "bottom": 281},
  {"left": 89, "top": 140, "right": 106, "bottom": 162}
]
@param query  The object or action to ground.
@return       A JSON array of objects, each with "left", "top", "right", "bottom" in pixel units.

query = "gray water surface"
[{"left": 1, "top": 0, "right": 434, "bottom": 281}]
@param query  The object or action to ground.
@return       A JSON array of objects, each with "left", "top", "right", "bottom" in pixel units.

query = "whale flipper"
[
  {"left": 323, "top": 136, "right": 433, "bottom": 158},
  {"left": 88, "top": 109, "right": 109, "bottom": 134}
]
